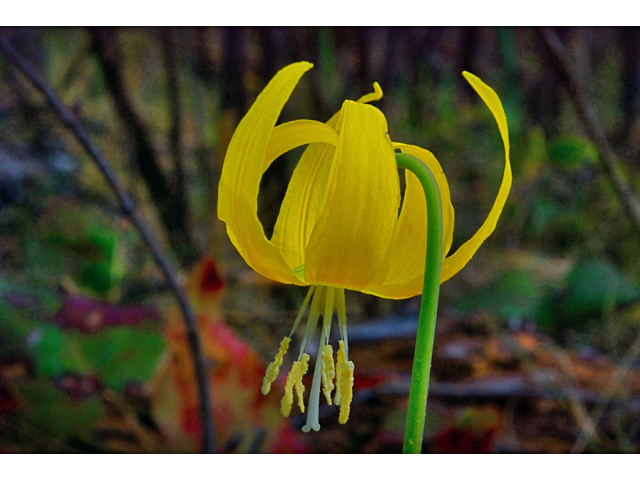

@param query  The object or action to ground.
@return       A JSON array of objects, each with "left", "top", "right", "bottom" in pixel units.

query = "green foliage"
[
  {"left": 27, "top": 324, "right": 89, "bottom": 378},
  {"left": 39, "top": 206, "right": 123, "bottom": 298},
  {"left": 547, "top": 135, "right": 598, "bottom": 171},
  {"left": 516, "top": 125, "right": 546, "bottom": 178},
  {"left": 457, "top": 260, "right": 640, "bottom": 334},
  {"left": 0, "top": 281, "right": 63, "bottom": 357},
  {"left": 0, "top": 278, "right": 165, "bottom": 447},
  {"left": 68, "top": 326, "right": 165, "bottom": 391},
  {"left": 536, "top": 260, "right": 640, "bottom": 331},
  {"left": 458, "top": 269, "right": 544, "bottom": 321},
  {"left": 14, "top": 379, "right": 105, "bottom": 439}
]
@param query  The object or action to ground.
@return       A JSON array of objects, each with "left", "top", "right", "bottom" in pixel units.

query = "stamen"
[
  {"left": 323, "top": 287, "right": 335, "bottom": 343},
  {"left": 318, "top": 287, "right": 336, "bottom": 404},
  {"left": 296, "top": 354, "right": 310, "bottom": 411},
  {"left": 298, "top": 286, "right": 324, "bottom": 359},
  {"left": 280, "top": 353, "right": 310, "bottom": 417},
  {"left": 334, "top": 340, "right": 347, "bottom": 406},
  {"left": 288, "top": 286, "right": 316, "bottom": 338},
  {"left": 267, "top": 286, "right": 356, "bottom": 429},
  {"left": 321, "top": 344, "right": 335, "bottom": 405},
  {"left": 261, "top": 337, "right": 290, "bottom": 395},
  {"left": 336, "top": 288, "right": 349, "bottom": 358},
  {"left": 301, "top": 326, "right": 327, "bottom": 433},
  {"left": 338, "top": 360, "right": 355, "bottom": 424}
]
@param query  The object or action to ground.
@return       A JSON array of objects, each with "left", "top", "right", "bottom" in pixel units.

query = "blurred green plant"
[
  {"left": 458, "top": 259, "right": 640, "bottom": 336},
  {"left": 547, "top": 135, "right": 598, "bottom": 171},
  {"left": 458, "top": 269, "right": 544, "bottom": 321},
  {"left": 0, "top": 277, "right": 164, "bottom": 450},
  {"left": 536, "top": 259, "right": 640, "bottom": 331},
  {"left": 39, "top": 206, "right": 123, "bottom": 298}
]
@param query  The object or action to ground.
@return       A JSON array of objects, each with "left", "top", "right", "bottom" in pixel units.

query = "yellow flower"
[{"left": 218, "top": 62, "right": 511, "bottom": 431}]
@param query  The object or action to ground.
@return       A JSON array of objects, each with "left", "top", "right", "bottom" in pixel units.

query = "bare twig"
[
  {"left": 378, "top": 373, "right": 637, "bottom": 407},
  {"left": 570, "top": 331, "right": 640, "bottom": 453},
  {"left": 0, "top": 36, "right": 215, "bottom": 453},
  {"left": 550, "top": 346, "right": 599, "bottom": 443},
  {"left": 160, "top": 28, "right": 187, "bottom": 218},
  {"left": 539, "top": 27, "right": 640, "bottom": 237},
  {"left": 89, "top": 28, "right": 195, "bottom": 263}
]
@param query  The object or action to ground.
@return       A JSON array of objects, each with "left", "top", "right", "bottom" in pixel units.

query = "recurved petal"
[
  {"left": 355, "top": 82, "right": 383, "bottom": 104},
  {"left": 303, "top": 101, "right": 401, "bottom": 290},
  {"left": 440, "top": 72, "right": 511, "bottom": 282},
  {"left": 271, "top": 140, "right": 337, "bottom": 272},
  {"left": 270, "top": 82, "right": 386, "bottom": 274},
  {"left": 217, "top": 62, "right": 312, "bottom": 285},
  {"left": 366, "top": 73, "right": 511, "bottom": 298},
  {"left": 321, "top": 82, "right": 384, "bottom": 129},
  {"left": 268, "top": 120, "right": 340, "bottom": 271},
  {"left": 364, "top": 144, "right": 455, "bottom": 299},
  {"left": 263, "top": 120, "right": 339, "bottom": 173},
  {"left": 392, "top": 143, "right": 456, "bottom": 257}
]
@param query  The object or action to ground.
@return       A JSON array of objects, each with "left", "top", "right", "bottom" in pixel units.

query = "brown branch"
[
  {"left": 570, "top": 330, "right": 640, "bottom": 453},
  {"left": 0, "top": 36, "right": 216, "bottom": 453},
  {"left": 539, "top": 27, "right": 640, "bottom": 237},
  {"left": 89, "top": 27, "right": 195, "bottom": 263},
  {"left": 160, "top": 28, "right": 187, "bottom": 214}
]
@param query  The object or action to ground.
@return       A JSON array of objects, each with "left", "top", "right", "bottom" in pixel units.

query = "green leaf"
[
  {"left": 536, "top": 260, "right": 640, "bottom": 330},
  {"left": 14, "top": 378, "right": 104, "bottom": 439},
  {"left": 517, "top": 126, "right": 547, "bottom": 178},
  {"left": 69, "top": 326, "right": 165, "bottom": 391},
  {"left": 27, "top": 324, "right": 89, "bottom": 378},
  {"left": 40, "top": 204, "right": 123, "bottom": 297},
  {"left": 547, "top": 135, "right": 597, "bottom": 171},
  {"left": 458, "top": 269, "right": 544, "bottom": 320},
  {"left": 79, "top": 261, "right": 116, "bottom": 296}
]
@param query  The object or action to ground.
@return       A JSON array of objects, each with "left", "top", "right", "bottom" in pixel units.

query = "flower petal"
[
  {"left": 271, "top": 83, "right": 384, "bottom": 271},
  {"left": 266, "top": 120, "right": 340, "bottom": 270},
  {"left": 355, "top": 81, "right": 383, "bottom": 104},
  {"left": 365, "top": 144, "right": 455, "bottom": 298},
  {"left": 271, "top": 140, "right": 337, "bottom": 271},
  {"left": 217, "top": 62, "right": 313, "bottom": 285},
  {"left": 365, "top": 73, "right": 511, "bottom": 298},
  {"left": 440, "top": 72, "right": 511, "bottom": 282},
  {"left": 263, "top": 120, "right": 339, "bottom": 172},
  {"left": 323, "top": 82, "right": 384, "bottom": 126},
  {"left": 392, "top": 143, "right": 456, "bottom": 258},
  {"left": 303, "top": 101, "right": 401, "bottom": 290}
]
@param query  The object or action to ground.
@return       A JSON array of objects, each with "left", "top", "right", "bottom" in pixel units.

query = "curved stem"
[{"left": 396, "top": 153, "right": 443, "bottom": 454}]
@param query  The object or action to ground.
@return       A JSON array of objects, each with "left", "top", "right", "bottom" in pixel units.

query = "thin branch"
[
  {"left": 0, "top": 36, "right": 216, "bottom": 453},
  {"left": 89, "top": 28, "right": 196, "bottom": 263},
  {"left": 539, "top": 27, "right": 640, "bottom": 237},
  {"left": 160, "top": 28, "right": 187, "bottom": 212},
  {"left": 570, "top": 330, "right": 640, "bottom": 453}
]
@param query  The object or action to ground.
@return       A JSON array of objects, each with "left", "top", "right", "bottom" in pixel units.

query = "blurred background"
[{"left": 1, "top": 26, "right": 640, "bottom": 453}]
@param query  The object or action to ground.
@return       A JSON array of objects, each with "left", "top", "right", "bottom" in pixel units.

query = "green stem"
[{"left": 396, "top": 153, "right": 443, "bottom": 454}]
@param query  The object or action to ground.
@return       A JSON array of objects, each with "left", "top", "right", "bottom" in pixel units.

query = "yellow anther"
[
  {"left": 280, "top": 353, "right": 310, "bottom": 417},
  {"left": 338, "top": 360, "right": 355, "bottom": 424},
  {"left": 297, "top": 354, "right": 310, "bottom": 411},
  {"left": 261, "top": 337, "right": 290, "bottom": 395},
  {"left": 334, "top": 340, "right": 347, "bottom": 406},
  {"left": 321, "top": 344, "right": 335, "bottom": 405}
]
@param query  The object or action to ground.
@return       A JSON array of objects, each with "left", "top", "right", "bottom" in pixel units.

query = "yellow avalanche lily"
[{"left": 218, "top": 61, "right": 511, "bottom": 432}]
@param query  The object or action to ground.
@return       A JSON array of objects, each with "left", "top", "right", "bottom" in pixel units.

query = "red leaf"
[{"left": 53, "top": 295, "right": 161, "bottom": 333}]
